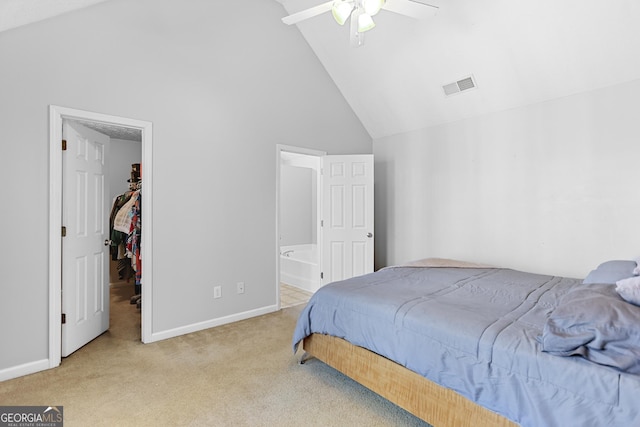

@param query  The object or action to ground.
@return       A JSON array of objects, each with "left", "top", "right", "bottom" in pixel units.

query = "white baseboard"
[
  {"left": 144, "top": 305, "right": 279, "bottom": 344},
  {"left": 0, "top": 358, "right": 52, "bottom": 382}
]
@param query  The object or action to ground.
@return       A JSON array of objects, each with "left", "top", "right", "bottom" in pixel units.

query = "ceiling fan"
[{"left": 282, "top": 0, "right": 440, "bottom": 47}]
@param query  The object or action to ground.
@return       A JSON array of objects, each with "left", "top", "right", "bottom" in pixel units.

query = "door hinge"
[
  {"left": 61, "top": 226, "right": 66, "bottom": 237},
  {"left": 61, "top": 313, "right": 66, "bottom": 324},
  {"left": 321, "top": 220, "right": 324, "bottom": 227},
  {"left": 320, "top": 272, "right": 324, "bottom": 279},
  {"left": 62, "top": 139, "right": 67, "bottom": 151}
]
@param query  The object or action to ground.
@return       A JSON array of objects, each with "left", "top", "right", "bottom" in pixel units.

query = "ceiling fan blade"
[
  {"left": 282, "top": 1, "right": 334, "bottom": 25},
  {"left": 383, "top": 0, "right": 440, "bottom": 19}
]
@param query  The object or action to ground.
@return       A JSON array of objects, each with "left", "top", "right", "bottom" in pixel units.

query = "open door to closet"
[
  {"left": 61, "top": 120, "right": 144, "bottom": 357},
  {"left": 61, "top": 120, "right": 111, "bottom": 357}
]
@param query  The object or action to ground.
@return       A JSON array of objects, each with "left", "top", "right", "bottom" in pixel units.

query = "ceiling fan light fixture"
[
  {"left": 357, "top": 13, "right": 376, "bottom": 32},
  {"left": 362, "top": 0, "right": 385, "bottom": 16},
  {"left": 332, "top": 0, "right": 355, "bottom": 25}
]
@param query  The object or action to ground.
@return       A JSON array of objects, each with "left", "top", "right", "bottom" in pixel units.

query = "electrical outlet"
[
  {"left": 237, "top": 282, "right": 245, "bottom": 294},
  {"left": 214, "top": 286, "right": 222, "bottom": 299}
]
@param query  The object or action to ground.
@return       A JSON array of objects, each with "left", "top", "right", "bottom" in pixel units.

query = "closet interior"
[{"left": 109, "top": 163, "right": 142, "bottom": 309}]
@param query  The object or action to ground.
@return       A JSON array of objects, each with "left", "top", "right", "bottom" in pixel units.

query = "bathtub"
[{"left": 280, "top": 244, "right": 320, "bottom": 293}]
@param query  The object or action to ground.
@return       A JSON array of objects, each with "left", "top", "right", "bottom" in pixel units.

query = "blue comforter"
[{"left": 292, "top": 266, "right": 640, "bottom": 427}]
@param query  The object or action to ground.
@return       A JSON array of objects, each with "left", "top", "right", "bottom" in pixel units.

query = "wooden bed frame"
[{"left": 302, "top": 333, "right": 518, "bottom": 427}]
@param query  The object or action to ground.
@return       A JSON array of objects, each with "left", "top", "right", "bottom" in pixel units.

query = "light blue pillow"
[{"left": 582, "top": 260, "right": 636, "bottom": 285}]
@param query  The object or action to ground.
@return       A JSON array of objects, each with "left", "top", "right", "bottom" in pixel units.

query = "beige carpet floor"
[{"left": 0, "top": 282, "right": 430, "bottom": 426}]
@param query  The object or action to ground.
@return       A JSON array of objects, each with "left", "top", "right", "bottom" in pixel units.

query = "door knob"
[
  {"left": 367, "top": 232, "right": 373, "bottom": 238},
  {"left": 104, "top": 239, "right": 112, "bottom": 246}
]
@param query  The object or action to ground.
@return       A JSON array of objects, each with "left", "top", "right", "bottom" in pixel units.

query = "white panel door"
[
  {"left": 61, "top": 120, "right": 110, "bottom": 357},
  {"left": 321, "top": 155, "right": 374, "bottom": 285}
]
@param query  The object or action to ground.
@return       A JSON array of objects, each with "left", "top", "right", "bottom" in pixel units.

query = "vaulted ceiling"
[
  {"left": 3, "top": 0, "right": 640, "bottom": 139},
  {"left": 278, "top": 0, "right": 640, "bottom": 139}
]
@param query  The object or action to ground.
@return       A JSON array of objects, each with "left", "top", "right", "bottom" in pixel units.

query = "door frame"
[
  {"left": 275, "top": 144, "right": 325, "bottom": 308},
  {"left": 48, "top": 105, "right": 154, "bottom": 369}
]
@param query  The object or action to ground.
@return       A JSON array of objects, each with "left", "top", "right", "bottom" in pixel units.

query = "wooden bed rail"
[{"left": 302, "top": 333, "right": 518, "bottom": 427}]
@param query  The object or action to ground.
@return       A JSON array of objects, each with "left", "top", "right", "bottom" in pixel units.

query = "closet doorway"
[{"left": 48, "top": 106, "right": 154, "bottom": 369}]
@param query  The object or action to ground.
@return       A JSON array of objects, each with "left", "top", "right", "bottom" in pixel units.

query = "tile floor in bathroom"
[{"left": 280, "top": 283, "right": 312, "bottom": 308}]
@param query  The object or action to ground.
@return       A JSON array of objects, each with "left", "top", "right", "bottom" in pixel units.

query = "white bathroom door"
[
  {"left": 320, "top": 155, "right": 374, "bottom": 285},
  {"left": 61, "top": 120, "right": 111, "bottom": 357}
]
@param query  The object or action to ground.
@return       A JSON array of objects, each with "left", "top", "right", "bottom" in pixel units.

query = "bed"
[{"left": 292, "top": 258, "right": 640, "bottom": 427}]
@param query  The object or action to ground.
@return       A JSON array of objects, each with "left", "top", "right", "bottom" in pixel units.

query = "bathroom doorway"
[
  {"left": 276, "top": 145, "right": 324, "bottom": 308},
  {"left": 275, "top": 145, "right": 375, "bottom": 309}
]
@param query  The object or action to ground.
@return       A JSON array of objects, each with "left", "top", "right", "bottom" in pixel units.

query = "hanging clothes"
[
  {"left": 109, "top": 164, "right": 142, "bottom": 301},
  {"left": 110, "top": 193, "right": 141, "bottom": 270},
  {"left": 126, "top": 191, "right": 142, "bottom": 287},
  {"left": 109, "top": 192, "right": 133, "bottom": 261},
  {"left": 113, "top": 191, "right": 138, "bottom": 234}
]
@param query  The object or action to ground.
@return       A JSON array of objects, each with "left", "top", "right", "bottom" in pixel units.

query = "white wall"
[
  {"left": 374, "top": 78, "right": 640, "bottom": 278},
  {"left": 280, "top": 165, "right": 315, "bottom": 247},
  {"left": 108, "top": 139, "right": 142, "bottom": 204},
  {"left": 0, "top": 0, "right": 371, "bottom": 377}
]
